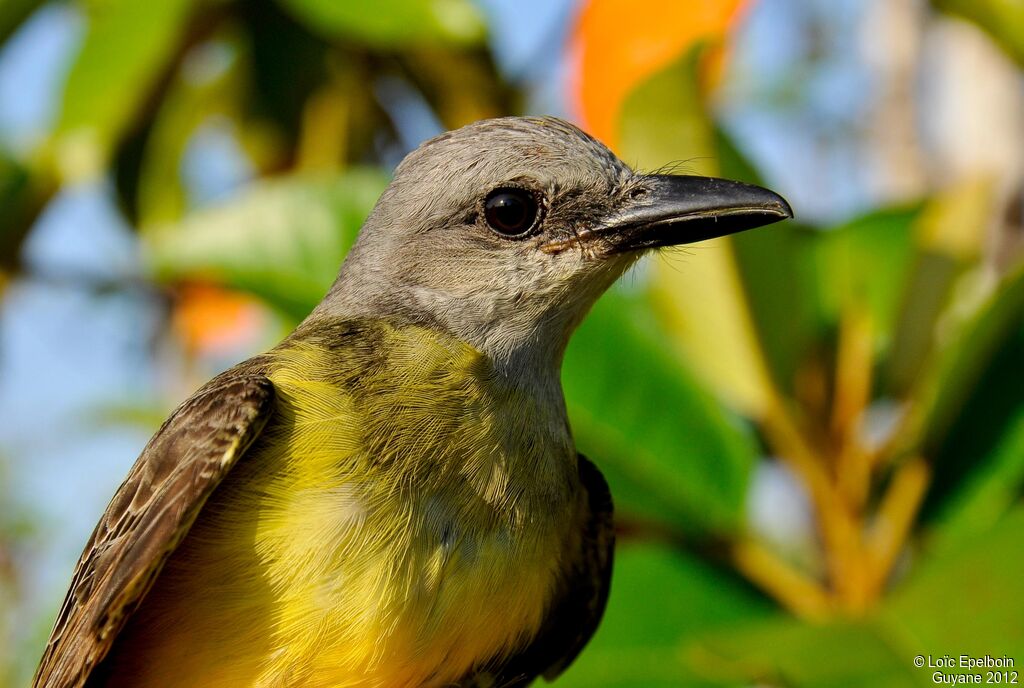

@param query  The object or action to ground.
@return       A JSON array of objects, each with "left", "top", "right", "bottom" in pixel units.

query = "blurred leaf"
[
  {"left": 887, "top": 178, "right": 997, "bottom": 393},
  {"left": 0, "top": 151, "right": 30, "bottom": 230},
  {"left": 565, "top": 290, "right": 759, "bottom": 535},
  {"left": 240, "top": 0, "right": 330, "bottom": 147},
  {"left": 617, "top": 49, "right": 777, "bottom": 419},
  {"left": 923, "top": 313, "right": 1024, "bottom": 539},
  {"left": 695, "top": 508, "right": 1024, "bottom": 685},
  {"left": 137, "top": 38, "right": 245, "bottom": 225},
  {"left": 884, "top": 506, "right": 1024, "bottom": 659},
  {"left": 275, "top": 0, "right": 484, "bottom": 47},
  {"left": 730, "top": 223, "right": 822, "bottom": 397},
  {"left": 399, "top": 47, "right": 510, "bottom": 129},
  {"left": 146, "top": 169, "right": 388, "bottom": 320},
  {"left": 0, "top": 0, "right": 42, "bottom": 44},
  {"left": 0, "top": 149, "right": 57, "bottom": 270},
  {"left": 557, "top": 543, "right": 775, "bottom": 688},
  {"left": 893, "top": 262, "right": 1024, "bottom": 460},
  {"left": 933, "top": 408, "right": 1024, "bottom": 550},
  {"left": 618, "top": 45, "right": 716, "bottom": 176},
  {"left": 915, "top": 177, "right": 994, "bottom": 260},
  {"left": 649, "top": 244, "right": 777, "bottom": 420},
  {"left": 816, "top": 205, "right": 922, "bottom": 351},
  {"left": 694, "top": 618, "right": 925, "bottom": 687},
  {"left": 571, "top": 0, "right": 745, "bottom": 148},
  {"left": 932, "top": 0, "right": 1024, "bottom": 66},
  {"left": 54, "top": 0, "right": 196, "bottom": 181}
]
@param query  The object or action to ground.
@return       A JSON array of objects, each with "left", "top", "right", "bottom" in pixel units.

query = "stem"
[{"left": 732, "top": 538, "right": 833, "bottom": 620}]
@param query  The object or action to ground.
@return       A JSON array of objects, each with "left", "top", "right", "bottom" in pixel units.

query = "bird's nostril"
[{"left": 628, "top": 187, "right": 649, "bottom": 200}]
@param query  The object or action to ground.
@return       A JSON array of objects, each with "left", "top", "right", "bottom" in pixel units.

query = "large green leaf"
[
  {"left": 275, "top": 0, "right": 485, "bottom": 47},
  {"left": 618, "top": 48, "right": 778, "bottom": 419},
  {"left": 54, "top": 0, "right": 196, "bottom": 180},
  {"left": 693, "top": 508, "right": 1024, "bottom": 686},
  {"left": 145, "top": 169, "right": 388, "bottom": 320},
  {"left": 732, "top": 204, "right": 921, "bottom": 397},
  {"left": 893, "top": 263, "right": 1024, "bottom": 460},
  {"left": 923, "top": 314, "right": 1024, "bottom": 537},
  {"left": 564, "top": 289, "right": 759, "bottom": 536},
  {"left": 884, "top": 507, "right": 1024, "bottom": 660},
  {"left": 729, "top": 222, "right": 823, "bottom": 396},
  {"left": 695, "top": 618, "right": 925, "bottom": 688},
  {"left": 556, "top": 543, "right": 775, "bottom": 688},
  {"left": 932, "top": 407, "right": 1024, "bottom": 551},
  {"left": 816, "top": 206, "right": 922, "bottom": 350},
  {"left": 618, "top": 45, "right": 716, "bottom": 178},
  {"left": 886, "top": 178, "right": 996, "bottom": 394}
]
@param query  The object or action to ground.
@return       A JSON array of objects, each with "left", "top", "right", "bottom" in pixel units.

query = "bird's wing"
[
  {"left": 482, "top": 453, "right": 614, "bottom": 687},
  {"left": 32, "top": 374, "right": 276, "bottom": 688}
]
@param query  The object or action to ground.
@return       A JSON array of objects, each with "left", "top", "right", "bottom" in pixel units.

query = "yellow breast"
[{"left": 103, "top": 323, "right": 582, "bottom": 688}]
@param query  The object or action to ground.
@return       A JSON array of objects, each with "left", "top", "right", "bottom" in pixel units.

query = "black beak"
[{"left": 601, "top": 174, "right": 792, "bottom": 252}]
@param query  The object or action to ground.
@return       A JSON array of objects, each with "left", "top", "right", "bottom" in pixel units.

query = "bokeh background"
[{"left": 1, "top": 0, "right": 1023, "bottom": 685}]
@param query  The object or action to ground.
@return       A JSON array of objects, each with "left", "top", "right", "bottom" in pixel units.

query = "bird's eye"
[{"left": 483, "top": 188, "right": 539, "bottom": 237}]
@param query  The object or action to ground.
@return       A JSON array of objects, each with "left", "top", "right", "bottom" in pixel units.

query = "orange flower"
[
  {"left": 569, "top": 0, "right": 749, "bottom": 149},
  {"left": 172, "top": 282, "right": 266, "bottom": 355}
]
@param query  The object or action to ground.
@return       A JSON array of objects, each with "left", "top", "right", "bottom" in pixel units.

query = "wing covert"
[{"left": 32, "top": 374, "right": 275, "bottom": 688}]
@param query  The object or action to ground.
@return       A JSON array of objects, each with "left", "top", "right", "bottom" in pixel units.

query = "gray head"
[{"left": 317, "top": 116, "right": 790, "bottom": 375}]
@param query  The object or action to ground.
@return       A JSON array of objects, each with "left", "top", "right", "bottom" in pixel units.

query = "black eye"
[{"left": 484, "top": 188, "right": 539, "bottom": 237}]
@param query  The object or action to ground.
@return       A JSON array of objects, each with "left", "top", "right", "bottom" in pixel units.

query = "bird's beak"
[{"left": 590, "top": 175, "right": 792, "bottom": 253}]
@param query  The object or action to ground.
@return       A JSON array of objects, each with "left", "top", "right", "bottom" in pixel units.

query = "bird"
[{"left": 33, "top": 116, "right": 791, "bottom": 688}]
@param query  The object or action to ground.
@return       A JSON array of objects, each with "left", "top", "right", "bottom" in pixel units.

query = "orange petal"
[
  {"left": 569, "top": 0, "right": 749, "bottom": 149},
  {"left": 172, "top": 282, "right": 265, "bottom": 355}
]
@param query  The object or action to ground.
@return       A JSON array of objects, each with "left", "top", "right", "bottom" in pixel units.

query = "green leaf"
[
  {"left": 816, "top": 205, "right": 922, "bottom": 349},
  {"left": 885, "top": 507, "right": 1024, "bottom": 660},
  {"left": 136, "top": 38, "right": 246, "bottom": 226},
  {"left": 564, "top": 289, "right": 759, "bottom": 535},
  {"left": 932, "top": 0, "right": 1024, "bottom": 66},
  {"left": 0, "top": 149, "right": 57, "bottom": 269},
  {"left": 556, "top": 543, "right": 775, "bottom": 688},
  {"left": 618, "top": 48, "right": 778, "bottom": 418},
  {"left": 0, "top": 0, "right": 42, "bottom": 45},
  {"left": 932, "top": 408, "right": 1024, "bottom": 550},
  {"left": 694, "top": 508, "right": 1024, "bottom": 686},
  {"left": 145, "top": 169, "right": 389, "bottom": 320},
  {"left": 893, "top": 262, "right": 1024, "bottom": 460},
  {"left": 275, "top": 0, "right": 485, "bottom": 47},
  {"left": 886, "top": 178, "right": 997, "bottom": 393},
  {"left": 619, "top": 45, "right": 716, "bottom": 177},
  {"left": 695, "top": 618, "right": 926, "bottom": 688},
  {"left": 731, "top": 204, "right": 921, "bottom": 397},
  {"left": 54, "top": 0, "right": 196, "bottom": 180},
  {"left": 730, "top": 222, "right": 823, "bottom": 395},
  {"left": 923, "top": 314, "right": 1024, "bottom": 538}
]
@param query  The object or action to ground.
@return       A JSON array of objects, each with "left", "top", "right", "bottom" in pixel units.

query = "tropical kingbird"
[{"left": 34, "top": 116, "right": 790, "bottom": 688}]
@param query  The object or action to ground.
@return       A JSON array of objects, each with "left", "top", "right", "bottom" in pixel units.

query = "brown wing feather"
[
  {"left": 467, "top": 453, "right": 614, "bottom": 687},
  {"left": 32, "top": 374, "right": 276, "bottom": 688}
]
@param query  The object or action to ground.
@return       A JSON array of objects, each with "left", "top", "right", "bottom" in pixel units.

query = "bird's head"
[{"left": 322, "top": 116, "right": 791, "bottom": 372}]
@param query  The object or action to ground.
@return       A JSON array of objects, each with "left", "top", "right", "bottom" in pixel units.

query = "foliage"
[{"left": 1, "top": 1, "right": 1022, "bottom": 686}]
